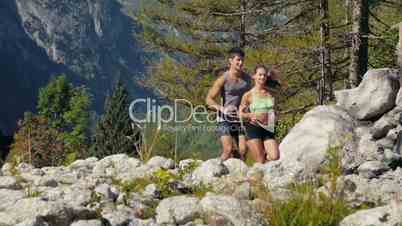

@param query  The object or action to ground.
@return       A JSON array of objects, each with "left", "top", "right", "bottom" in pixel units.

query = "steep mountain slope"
[{"left": 0, "top": 0, "right": 146, "bottom": 134}]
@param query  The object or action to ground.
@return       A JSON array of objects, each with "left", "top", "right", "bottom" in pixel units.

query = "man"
[{"left": 206, "top": 47, "right": 251, "bottom": 161}]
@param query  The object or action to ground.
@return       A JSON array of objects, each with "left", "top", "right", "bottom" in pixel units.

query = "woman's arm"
[{"left": 239, "top": 92, "right": 257, "bottom": 122}]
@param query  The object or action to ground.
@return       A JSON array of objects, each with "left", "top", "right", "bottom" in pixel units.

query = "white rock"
[
  {"left": 200, "top": 195, "right": 264, "bottom": 226},
  {"left": 156, "top": 196, "right": 200, "bottom": 225},
  {"left": 263, "top": 106, "right": 355, "bottom": 190},
  {"left": 0, "top": 176, "right": 19, "bottom": 189},
  {"left": 335, "top": 68, "right": 400, "bottom": 120},
  {"left": 190, "top": 159, "right": 229, "bottom": 185},
  {"left": 358, "top": 161, "right": 389, "bottom": 179},
  {"left": 147, "top": 156, "right": 175, "bottom": 169},
  {"left": 223, "top": 158, "right": 249, "bottom": 178},
  {"left": 340, "top": 202, "right": 402, "bottom": 226},
  {"left": 93, "top": 154, "right": 141, "bottom": 178},
  {"left": 70, "top": 219, "right": 103, "bottom": 226}
]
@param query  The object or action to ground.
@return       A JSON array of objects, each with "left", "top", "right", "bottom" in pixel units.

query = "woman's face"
[{"left": 253, "top": 67, "right": 268, "bottom": 85}]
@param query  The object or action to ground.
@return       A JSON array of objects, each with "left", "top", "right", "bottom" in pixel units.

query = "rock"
[
  {"left": 339, "top": 169, "right": 402, "bottom": 206},
  {"left": 147, "top": 156, "right": 175, "bottom": 169},
  {"left": 0, "top": 198, "right": 73, "bottom": 226},
  {"left": 189, "top": 159, "right": 229, "bottom": 185},
  {"left": 63, "top": 187, "right": 93, "bottom": 207},
  {"left": 376, "top": 137, "right": 395, "bottom": 150},
  {"left": 200, "top": 195, "right": 265, "bottom": 226},
  {"left": 1, "top": 162, "right": 13, "bottom": 176},
  {"left": 384, "top": 149, "right": 402, "bottom": 166},
  {"left": 142, "top": 184, "right": 161, "bottom": 199},
  {"left": 263, "top": 106, "right": 355, "bottom": 190},
  {"left": 342, "top": 133, "right": 385, "bottom": 174},
  {"left": 101, "top": 205, "right": 138, "bottom": 226},
  {"left": 33, "top": 176, "right": 59, "bottom": 187},
  {"left": 15, "top": 218, "right": 50, "bottom": 226},
  {"left": 117, "top": 164, "right": 160, "bottom": 182},
  {"left": 179, "top": 159, "right": 203, "bottom": 171},
  {"left": 335, "top": 68, "right": 400, "bottom": 120},
  {"left": 156, "top": 196, "right": 200, "bottom": 225},
  {"left": 340, "top": 202, "right": 402, "bottom": 226},
  {"left": 0, "top": 189, "right": 26, "bottom": 211},
  {"left": 93, "top": 154, "right": 142, "bottom": 178},
  {"left": 358, "top": 161, "right": 389, "bottom": 179},
  {"left": 95, "top": 183, "right": 119, "bottom": 201},
  {"left": 223, "top": 158, "right": 249, "bottom": 178},
  {"left": 70, "top": 220, "right": 103, "bottom": 226},
  {"left": 68, "top": 157, "right": 98, "bottom": 171},
  {"left": 0, "top": 176, "right": 19, "bottom": 189},
  {"left": 371, "top": 111, "right": 399, "bottom": 139},
  {"left": 127, "top": 218, "right": 157, "bottom": 226},
  {"left": 396, "top": 88, "right": 402, "bottom": 107},
  {"left": 183, "top": 221, "right": 208, "bottom": 226}
]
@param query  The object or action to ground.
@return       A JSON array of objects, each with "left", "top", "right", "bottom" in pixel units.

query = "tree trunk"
[
  {"left": 240, "top": 0, "right": 246, "bottom": 48},
  {"left": 349, "top": 0, "right": 369, "bottom": 88},
  {"left": 398, "top": 24, "right": 402, "bottom": 69},
  {"left": 319, "top": 0, "right": 332, "bottom": 104}
]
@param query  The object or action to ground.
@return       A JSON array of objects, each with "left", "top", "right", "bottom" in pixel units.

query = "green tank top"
[
  {"left": 249, "top": 89, "right": 275, "bottom": 133},
  {"left": 250, "top": 89, "right": 274, "bottom": 113}
]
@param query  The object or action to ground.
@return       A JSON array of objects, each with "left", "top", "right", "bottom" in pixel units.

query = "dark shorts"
[
  {"left": 245, "top": 123, "right": 275, "bottom": 141},
  {"left": 216, "top": 121, "right": 245, "bottom": 138}
]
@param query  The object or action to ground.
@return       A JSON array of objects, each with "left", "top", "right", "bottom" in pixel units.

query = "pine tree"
[
  {"left": 9, "top": 112, "right": 65, "bottom": 167},
  {"left": 133, "top": 0, "right": 318, "bottom": 105},
  {"left": 91, "top": 80, "right": 138, "bottom": 158},
  {"left": 37, "top": 75, "right": 91, "bottom": 157}
]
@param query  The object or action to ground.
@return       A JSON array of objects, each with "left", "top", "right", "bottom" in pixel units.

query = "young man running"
[{"left": 206, "top": 47, "right": 251, "bottom": 161}]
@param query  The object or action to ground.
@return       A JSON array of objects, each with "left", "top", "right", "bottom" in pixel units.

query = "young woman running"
[{"left": 239, "top": 65, "right": 280, "bottom": 163}]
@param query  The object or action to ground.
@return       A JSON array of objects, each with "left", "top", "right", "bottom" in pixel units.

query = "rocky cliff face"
[{"left": 0, "top": 0, "right": 146, "bottom": 134}]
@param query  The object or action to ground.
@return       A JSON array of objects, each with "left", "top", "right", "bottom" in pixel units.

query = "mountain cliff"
[{"left": 0, "top": 0, "right": 146, "bottom": 135}]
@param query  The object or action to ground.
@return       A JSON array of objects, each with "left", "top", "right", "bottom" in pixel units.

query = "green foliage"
[
  {"left": 25, "top": 184, "right": 41, "bottom": 198},
  {"left": 8, "top": 113, "right": 66, "bottom": 167},
  {"left": 9, "top": 75, "right": 91, "bottom": 167},
  {"left": 38, "top": 75, "right": 72, "bottom": 129},
  {"left": 265, "top": 183, "right": 353, "bottom": 226},
  {"left": 91, "top": 80, "right": 139, "bottom": 158},
  {"left": 114, "top": 161, "right": 210, "bottom": 201},
  {"left": 368, "top": 4, "right": 402, "bottom": 69},
  {"left": 249, "top": 144, "right": 354, "bottom": 226},
  {"left": 320, "top": 145, "right": 343, "bottom": 195},
  {"left": 37, "top": 75, "right": 92, "bottom": 159}
]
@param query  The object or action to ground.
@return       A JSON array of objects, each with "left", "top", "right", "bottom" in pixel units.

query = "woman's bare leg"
[
  {"left": 263, "top": 139, "right": 280, "bottom": 161},
  {"left": 246, "top": 139, "right": 266, "bottom": 163}
]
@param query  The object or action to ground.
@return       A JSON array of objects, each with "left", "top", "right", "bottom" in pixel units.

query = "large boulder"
[
  {"left": 340, "top": 202, "right": 402, "bottom": 226},
  {"left": 335, "top": 68, "right": 400, "bottom": 120},
  {"left": 263, "top": 105, "right": 356, "bottom": 190}
]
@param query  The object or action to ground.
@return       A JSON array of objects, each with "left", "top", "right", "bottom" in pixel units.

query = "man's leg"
[
  {"left": 238, "top": 135, "right": 247, "bottom": 160},
  {"left": 220, "top": 135, "right": 234, "bottom": 161}
]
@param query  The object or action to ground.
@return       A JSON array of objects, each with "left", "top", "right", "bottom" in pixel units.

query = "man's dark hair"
[{"left": 228, "top": 47, "right": 245, "bottom": 59}]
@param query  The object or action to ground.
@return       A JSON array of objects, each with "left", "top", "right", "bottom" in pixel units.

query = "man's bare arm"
[{"left": 206, "top": 76, "right": 225, "bottom": 112}]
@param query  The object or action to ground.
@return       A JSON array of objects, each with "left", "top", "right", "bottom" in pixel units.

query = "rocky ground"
[{"left": 1, "top": 68, "right": 402, "bottom": 226}]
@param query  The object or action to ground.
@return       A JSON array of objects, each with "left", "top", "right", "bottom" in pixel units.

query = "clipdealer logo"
[{"left": 128, "top": 98, "right": 240, "bottom": 128}]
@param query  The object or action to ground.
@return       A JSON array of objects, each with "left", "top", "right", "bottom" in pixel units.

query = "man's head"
[{"left": 228, "top": 47, "right": 245, "bottom": 73}]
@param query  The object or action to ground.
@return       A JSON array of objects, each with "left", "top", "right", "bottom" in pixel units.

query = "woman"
[{"left": 239, "top": 65, "right": 280, "bottom": 163}]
